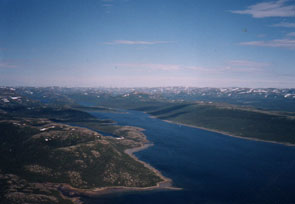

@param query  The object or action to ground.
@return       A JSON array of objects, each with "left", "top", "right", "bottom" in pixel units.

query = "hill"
[
  {"left": 147, "top": 102, "right": 295, "bottom": 145},
  {"left": 0, "top": 89, "right": 163, "bottom": 204}
]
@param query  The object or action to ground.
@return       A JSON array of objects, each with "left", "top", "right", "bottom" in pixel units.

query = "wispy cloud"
[
  {"left": 226, "top": 60, "right": 270, "bottom": 72},
  {"left": 230, "top": 0, "right": 295, "bottom": 18},
  {"left": 115, "top": 62, "right": 263, "bottom": 74},
  {"left": 116, "top": 63, "right": 180, "bottom": 71},
  {"left": 145, "top": 64, "right": 180, "bottom": 71},
  {"left": 102, "top": 4, "right": 113, "bottom": 7},
  {"left": 0, "top": 62, "right": 17, "bottom": 69},
  {"left": 287, "top": 32, "right": 295, "bottom": 37},
  {"left": 104, "top": 40, "right": 174, "bottom": 45},
  {"left": 228, "top": 60, "right": 270, "bottom": 68},
  {"left": 115, "top": 63, "right": 210, "bottom": 72},
  {"left": 257, "top": 34, "right": 267, "bottom": 38},
  {"left": 272, "top": 21, "right": 295, "bottom": 27},
  {"left": 240, "top": 38, "right": 295, "bottom": 49},
  {"left": 101, "top": 0, "right": 114, "bottom": 13}
]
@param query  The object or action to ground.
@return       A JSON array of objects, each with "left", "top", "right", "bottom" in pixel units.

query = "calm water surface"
[{"left": 82, "top": 110, "right": 295, "bottom": 204}]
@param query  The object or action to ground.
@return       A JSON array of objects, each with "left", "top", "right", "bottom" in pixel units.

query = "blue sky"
[{"left": 0, "top": 0, "right": 295, "bottom": 88}]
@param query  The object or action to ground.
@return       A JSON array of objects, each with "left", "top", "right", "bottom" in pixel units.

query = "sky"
[{"left": 0, "top": 0, "right": 295, "bottom": 88}]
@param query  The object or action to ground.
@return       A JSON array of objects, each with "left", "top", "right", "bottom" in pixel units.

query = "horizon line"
[{"left": 1, "top": 85, "right": 294, "bottom": 89}]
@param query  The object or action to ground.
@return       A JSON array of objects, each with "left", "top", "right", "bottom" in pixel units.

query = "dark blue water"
[{"left": 82, "top": 110, "right": 295, "bottom": 204}]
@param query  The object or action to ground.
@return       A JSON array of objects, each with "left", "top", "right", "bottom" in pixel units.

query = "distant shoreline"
[{"left": 156, "top": 117, "right": 295, "bottom": 147}]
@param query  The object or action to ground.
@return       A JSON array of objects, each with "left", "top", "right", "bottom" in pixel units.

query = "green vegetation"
[
  {"left": 0, "top": 102, "right": 162, "bottom": 203},
  {"left": 72, "top": 92, "right": 295, "bottom": 145},
  {"left": 68, "top": 91, "right": 295, "bottom": 144},
  {"left": 2, "top": 86, "right": 295, "bottom": 203},
  {"left": 147, "top": 102, "right": 295, "bottom": 144}
]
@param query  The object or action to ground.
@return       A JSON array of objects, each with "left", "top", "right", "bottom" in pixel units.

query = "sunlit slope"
[
  {"left": 0, "top": 104, "right": 161, "bottom": 203},
  {"left": 148, "top": 102, "right": 295, "bottom": 144}
]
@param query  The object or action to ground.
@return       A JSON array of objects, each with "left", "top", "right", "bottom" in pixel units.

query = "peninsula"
[{"left": 0, "top": 87, "right": 177, "bottom": 204}]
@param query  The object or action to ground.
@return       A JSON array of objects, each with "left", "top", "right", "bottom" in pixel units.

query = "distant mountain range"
[{"left": 1, "top": 86, "right": 295, "bottom": 112}]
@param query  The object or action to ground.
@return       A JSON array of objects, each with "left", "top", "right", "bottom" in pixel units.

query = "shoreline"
[
  {"left": 59, "top": 142, "right": 181, "bottom": 203},
  {"left": 158, "top": 118, "right": 295, "bottom": 147},
  {"left": 124, "top": 143, "right": 180, "bottom": 190}
]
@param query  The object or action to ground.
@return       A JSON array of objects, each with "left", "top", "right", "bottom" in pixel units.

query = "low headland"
[
  {"left": 146, "top": 102, "right": 295, "bottom": 146},
  {"left": 57, "top": 123, "right": 181, "bottom": 202},
  {"left": 162, "top": 119, "right": 295, "bottom": 147},
  {"left": 60, "top": 142, "right": 180, "bottom": 200}
]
